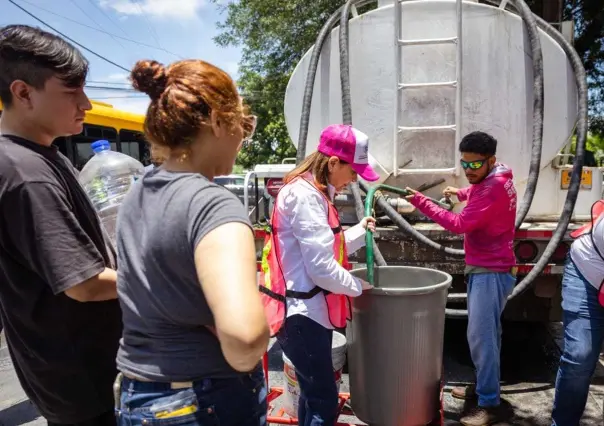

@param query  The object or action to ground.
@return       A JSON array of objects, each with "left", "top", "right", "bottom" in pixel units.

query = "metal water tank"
[{"left": 284, "top": 0, "right": 580, "bottom": 217}]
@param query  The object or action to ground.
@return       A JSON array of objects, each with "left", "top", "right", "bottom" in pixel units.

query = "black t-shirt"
[{"left": 0, "top": 135, "right": 122, "bottom": 424}]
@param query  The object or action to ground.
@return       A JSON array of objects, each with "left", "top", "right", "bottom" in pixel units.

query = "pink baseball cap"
[{"left": 317, "top": 124, "right": 380, "bottom": 182}]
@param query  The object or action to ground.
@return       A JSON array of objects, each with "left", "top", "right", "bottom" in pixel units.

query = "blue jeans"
[
  {"left": 467, "top": 272, "right": 516, "bottom": 407},
  {"left": 276, "top": 315, "right": 338, "bottom": 426},
  {"left": 552, "top": 258, "right": 604, "bottom": 426},
  {"left": 116, "top": 365, "right": 267, "bottom": 426}
]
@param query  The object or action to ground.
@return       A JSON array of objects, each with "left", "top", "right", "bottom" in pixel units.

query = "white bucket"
[{"left": 282, "top": 331, "right": 347, "bottom": 418}]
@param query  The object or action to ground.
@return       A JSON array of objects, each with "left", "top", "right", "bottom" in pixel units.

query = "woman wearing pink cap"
[{"left": 259, "top": 124, "right": 379, "bottom": 425}]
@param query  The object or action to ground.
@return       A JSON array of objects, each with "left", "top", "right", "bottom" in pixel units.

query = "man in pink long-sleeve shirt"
[{"left": 408, "top": 131, "right": 517, "bottom": 426}]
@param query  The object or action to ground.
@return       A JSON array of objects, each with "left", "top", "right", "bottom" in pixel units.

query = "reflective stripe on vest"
[{"left": 258, "top": 176, "right": 352, "bottom": 336}]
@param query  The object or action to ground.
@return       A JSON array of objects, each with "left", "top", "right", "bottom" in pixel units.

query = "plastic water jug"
[{"left": 79, "top": 140, "right": 145, "bottom": 247}]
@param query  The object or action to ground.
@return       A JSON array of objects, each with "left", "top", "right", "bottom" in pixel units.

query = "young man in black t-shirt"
[{"left": 0, "top": 25, "right": 121, "bottom": 426}]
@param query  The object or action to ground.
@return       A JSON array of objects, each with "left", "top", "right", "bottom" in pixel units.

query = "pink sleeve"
[
  {"left": 456, "top": 187, "right": 471, "bottom": 202},
  {"left": 409, "top": 187, "right": 492, "bottom": 234}
]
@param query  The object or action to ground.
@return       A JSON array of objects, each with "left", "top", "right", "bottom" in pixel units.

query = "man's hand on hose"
[
  {"left": 404, "top": 187, "right": 418, "bottom": 200},
  {"left": 443, "top": 186, "right": 459, "bottom": 198},
  {"left": 360, "top": 216, "right": 376, "bottom": 233}
]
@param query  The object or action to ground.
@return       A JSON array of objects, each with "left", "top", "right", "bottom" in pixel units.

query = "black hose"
[
  {"left": 358, "top": 181, "right": 465, "bottom": 255},
  {"left": 339, "top": 0, "right": 355, "bottom": 126},
  {"left": 296, "top": 0, "right": 587, "bottom": 311},
  {"left": 513, "top": 0, "right": 544, "bottom": 229},
  {"left": 337, "top": 0, "right": 586, "bottom": 310},
  {"left": 295, "top": 0, "right": 387, "bottom": 266},
  {"left": 338, "top": 0, "right": 388, "bottom": 266},
  {"left": 338, "top": 0, "right": 465, "bottom": 316},
  {"left": 507, "top": 10, "right": 588, "bottom": 299},
  {"left": 478, "top": 0, "right": 588, "bottom": 299},
  {"left": 339, "top": 0, "right": 545, "bottom": 261},
  {"left": 296, "top": 5, "right": 344, "bottom": 165}
]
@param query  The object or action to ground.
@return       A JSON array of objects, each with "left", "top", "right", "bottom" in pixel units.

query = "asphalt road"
[{"left": 1, "top": 321, "right": 603, "bottom": 425}]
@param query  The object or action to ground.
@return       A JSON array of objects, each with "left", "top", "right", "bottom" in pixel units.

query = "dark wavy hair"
[
  {"left": 459, "top": 131, "right": 498, "bottom": 156},
  {"left": 0, "top": 25, "right": 88, "bottom": 107}
]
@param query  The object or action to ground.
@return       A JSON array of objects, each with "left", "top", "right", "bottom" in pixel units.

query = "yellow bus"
[{"left": 0, "top": 100, "right": 150, "bottom": 170}]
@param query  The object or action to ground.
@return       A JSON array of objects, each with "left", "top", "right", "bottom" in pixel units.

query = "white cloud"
[{"left": 100, "top": 0, "right": 207, "bottom": 20}]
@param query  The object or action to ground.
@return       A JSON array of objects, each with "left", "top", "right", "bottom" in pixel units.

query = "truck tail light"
[
  {"left": 265, "top": 178, "right": 284, "bottom": 198},
  {"left": 514, "top": 241, "right": 538, "bottom": 263}
]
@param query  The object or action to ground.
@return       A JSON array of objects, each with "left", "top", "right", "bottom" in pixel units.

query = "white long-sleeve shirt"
[{"left": 274, "top": 177, "right": 366, "bottom": 329}]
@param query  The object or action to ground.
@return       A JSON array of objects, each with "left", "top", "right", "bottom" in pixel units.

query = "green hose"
[{"left": 364, "top": 185, "right": 453, "bottom": 285}]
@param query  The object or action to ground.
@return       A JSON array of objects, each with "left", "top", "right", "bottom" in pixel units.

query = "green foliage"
[
  {"left": 212, "top": 0, "right": 344, "bottom": 167},
  {"left": 231, "top": 164, "right": 246, "bottom": 174},
  {"left": 567, "top": 133, "right": 604, "bottom": 164},
  {"left": 563, "top": 0, "right": 604, "bottom": 135},
  {"left": 588, "top": 132, "right": 604, "bottom": 152},
  {"left": 235, "top": 71, "right": 296, "bottom": 169}
]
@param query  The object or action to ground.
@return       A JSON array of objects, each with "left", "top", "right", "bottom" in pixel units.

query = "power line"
[
  {"left": 85, "top": 85, "right": 285, "bottom": 100},
  {"left": 12, "top": 0, "right": 182, "bottom": 58},
  {"left": 85, "top": 85, "right": 137, "bottom": 91},
  {"left": 131, "top": 0, "right": 163, "bottom": 49},
  {"left": 68, "top": 0, "right": 129, "bottom": 54},
  {"left": 87, "top": 80, "right": 132, "bottom": 86},
  {"left": 8, "top": 0, "right": 130, "bottom": 72},
  {"left": 86, "top": 0, "right": 130, "bottom": 38},
  {"left": 89, "top": 95, "right": 147, "bottom": 100}
]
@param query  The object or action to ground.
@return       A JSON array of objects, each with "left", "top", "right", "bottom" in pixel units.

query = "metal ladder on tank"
[{"left": 392, "top": 0, "right": 463, "bottom": 176}]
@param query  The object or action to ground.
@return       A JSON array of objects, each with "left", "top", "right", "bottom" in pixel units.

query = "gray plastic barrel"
[{"left": 348, "top": 266, "right": 452, "bottom": 426}]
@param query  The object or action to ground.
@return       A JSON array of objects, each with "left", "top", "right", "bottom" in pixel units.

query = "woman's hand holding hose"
[
  {"left": 358, "top": 216, "right": 376, "bottom": 291},
  {"left": 359, "top": 216, "right": 376, "bottom": 233}
]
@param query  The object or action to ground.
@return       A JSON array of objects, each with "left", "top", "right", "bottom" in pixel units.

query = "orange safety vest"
[
  {"left": 570, "top": 200, "right": 604, "bottom": 307},
  {"left": 570, "top": 200, "right": 604, "bottom": 239},
  {"left": 258, "top": 176, "right": 352, "bottom": 336}
]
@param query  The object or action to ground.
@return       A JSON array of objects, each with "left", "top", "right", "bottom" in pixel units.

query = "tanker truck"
[{"left": 245, "top": 0, "right": 591, "bottom": 322}]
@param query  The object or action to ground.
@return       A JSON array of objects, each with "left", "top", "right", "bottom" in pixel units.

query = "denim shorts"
[{"left": 116, "top": 365, "right": 267, "bottom": 426}]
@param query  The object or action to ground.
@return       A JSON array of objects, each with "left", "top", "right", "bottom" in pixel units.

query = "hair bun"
[{"left": 131, "top": 60, "right": 167, "bottom": 100}]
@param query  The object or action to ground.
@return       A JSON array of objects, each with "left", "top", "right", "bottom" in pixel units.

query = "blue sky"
[{"left": 2, "top": 0, "right": 242, "bottom": 114}]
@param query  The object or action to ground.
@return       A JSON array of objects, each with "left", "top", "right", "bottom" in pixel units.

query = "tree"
[
  {"left": 561, "top": 0, "right": 604, "bottom": 136},
  {"left": 214, "top": 0, "right": 603, "bottom": 168},
  {"left": 525, "top": 0, "right": 603, "bottom": 135},
  {"left": 213, "top": 0, "right": 344, "bottom": 168}
]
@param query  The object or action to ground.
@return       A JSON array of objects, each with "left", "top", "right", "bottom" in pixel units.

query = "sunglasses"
[
  {"left": 460, "top": 157, "right": 490, "bottom": 170},
  {"left": 241, "top": 114, "right": 257, "bottom": 144}
]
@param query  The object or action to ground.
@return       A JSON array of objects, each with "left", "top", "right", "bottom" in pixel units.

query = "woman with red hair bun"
[{"left": 113, "top": 58, "right": 270, "bottom": 426}]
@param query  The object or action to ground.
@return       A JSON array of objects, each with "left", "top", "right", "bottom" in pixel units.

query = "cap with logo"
[{"left": 317, "top": 124, "right": 380, "bottom": 182}]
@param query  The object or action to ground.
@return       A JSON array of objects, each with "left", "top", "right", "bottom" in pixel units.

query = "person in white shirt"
[
  {"left": 258, "top": 124, "right": 379, "bottom": 425},
  {"left": 551, "top": 201, "right": 604, "bottom": 426}
]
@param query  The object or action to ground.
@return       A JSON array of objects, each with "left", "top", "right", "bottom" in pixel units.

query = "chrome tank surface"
[{"left": 284, "top": 0, "right": 579, "bottom": 217}]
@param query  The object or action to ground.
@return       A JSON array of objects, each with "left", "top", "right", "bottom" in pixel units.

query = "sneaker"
[
  {"left": 451, "top": 384, "right": 477, "bottom": 400},
  {"left": 460, "top": 406, "right": 500, "bottom": 426}
]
